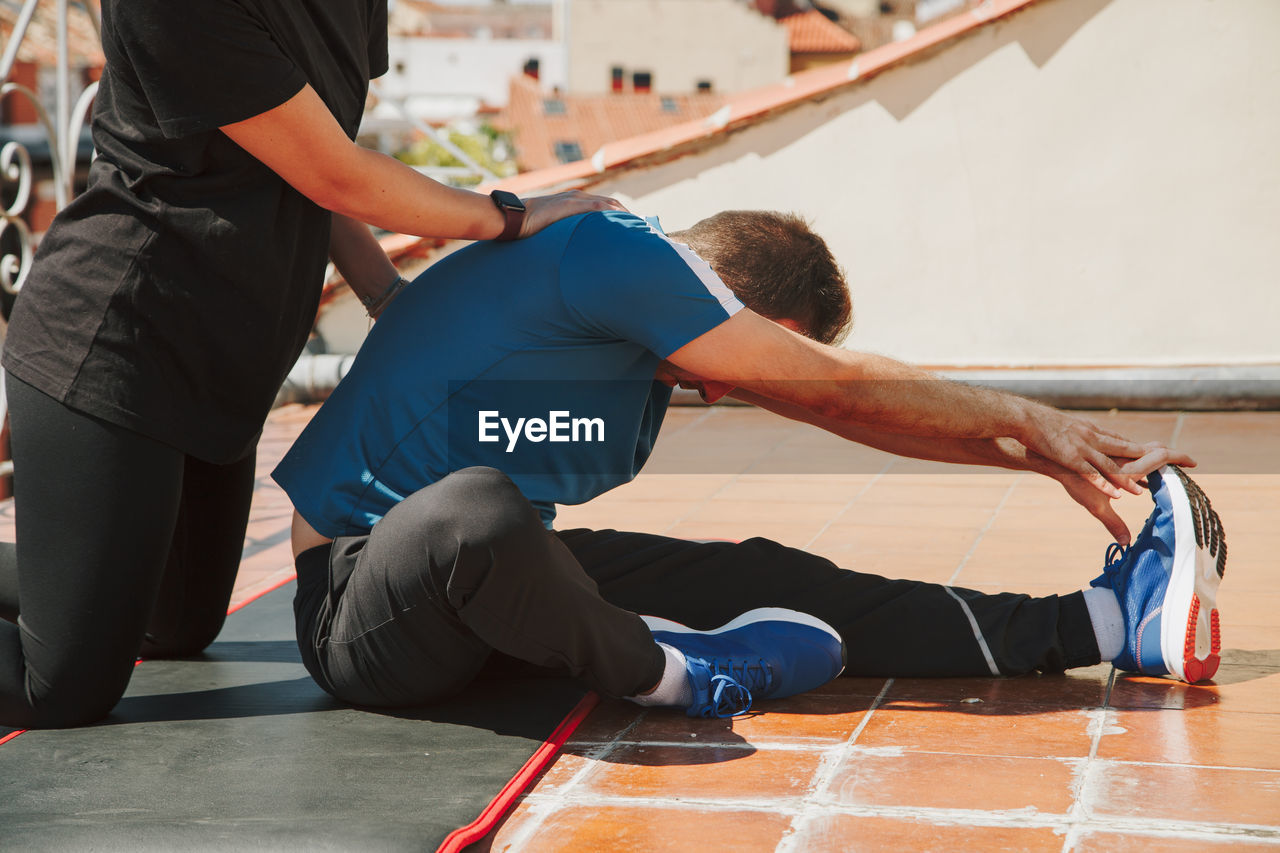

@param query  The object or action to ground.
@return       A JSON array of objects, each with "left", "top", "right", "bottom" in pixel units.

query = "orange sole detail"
[{"left": 1181, "top": 596, "right": 1221, "bottom": 683}]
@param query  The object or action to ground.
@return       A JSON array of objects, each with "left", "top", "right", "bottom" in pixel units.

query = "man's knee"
[
  {"left": 375, "top": 467, "right": 548, "bottom": 608},
  {"left": 387, "top": 466, "right": 543, "bottom": 551}
]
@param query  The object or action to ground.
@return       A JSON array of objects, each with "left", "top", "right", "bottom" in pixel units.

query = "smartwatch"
[{"left": 490, "top": 189, "right": 527, "bottom": 241}]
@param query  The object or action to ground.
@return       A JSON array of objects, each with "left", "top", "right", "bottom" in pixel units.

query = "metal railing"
[
  {"left": 366, "top": 78, "right": 500, "bottom": 185},
  {"left": 0, "top": 0, "right": 100, "bottom": 478},
  {"left": 1, "top": 0, "right": 99, "bottom": 295}
]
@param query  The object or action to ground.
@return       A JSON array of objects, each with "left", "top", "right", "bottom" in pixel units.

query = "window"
[
  {"left": 697, "top": 80, "right": 713, "bottom": 93},
  {"left": 632, "top": 71, "right": 652, "bottom": 94},
  {"left": 553, "top": 141, "right": 584, "bottom": 163},
  {"left": 610, "top": 66, "right": 624, "bottom": 93},
  {"left": 523, "top": 57, "right": 540, "bottom": 80},
  {"left": 660, "top": 97, "right": 678, "bottom": 113},
  {"left": 542, "top": 98, "right": 566, "bottom": 115}
]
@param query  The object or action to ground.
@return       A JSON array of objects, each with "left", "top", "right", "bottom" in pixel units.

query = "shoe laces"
[
  {"left": 704, "top": 657, "right": 772, "bottom": 694},
  {"left": 1105, "top": 541, "right": 1127, "bottom": 569},
  {"left": 694, "top": 673, "right": 753, "bottom": 719},
  {"left": 1092, "top": 541, "right": 1128, "bottom": 590}
]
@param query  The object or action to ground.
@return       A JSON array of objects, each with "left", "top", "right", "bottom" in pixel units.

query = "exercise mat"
[{"left": 0, "top": 582, "right": 594, "bottom": 851}]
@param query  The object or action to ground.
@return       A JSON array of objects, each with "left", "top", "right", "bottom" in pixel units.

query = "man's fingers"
[
  {"left": 1119, "top": 447, "right": 1197, "bottom": 481},
  {"left": 1081, "top": 445, "right": 1141, "bottom": 496},
  {"left": 1059, "top": 468, "right": 1132, "bottom": 545},
  {"left": 1091, "top": 431, "right": 1149, "bottom": 460},
  {"left": 1075, "top": 459, "right": 1124, "bottom": 499},
  {"left": 1092, "top": 500, "right": 1132, "bottom": 545}
]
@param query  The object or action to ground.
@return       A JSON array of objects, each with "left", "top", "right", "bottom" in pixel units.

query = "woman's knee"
[
  {"left": 140, "top": 608, "right": 227, "bottom": 658},
  {"left": 6, "top": 657, "right": 133, "bottom": 729}
]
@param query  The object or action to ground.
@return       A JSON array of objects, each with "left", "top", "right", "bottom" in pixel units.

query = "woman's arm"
[
  {"left": 221, "top": 84, "right": 621, "bottom": 240},
  {"left": 327, "top": 214, "right": 402, "bottom": 317}
]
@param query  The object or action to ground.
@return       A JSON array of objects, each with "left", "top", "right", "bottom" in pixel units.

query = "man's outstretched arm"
[
  {"left": 728, "top": 386, "right": 1194, "bottom": 544},
  {"left": 666, "top": 309, "right": 1155, "bottom": 500}
]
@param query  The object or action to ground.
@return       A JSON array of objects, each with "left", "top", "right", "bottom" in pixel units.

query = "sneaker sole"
[
  {"left": 641, "top": 607, "right": 847, "bottom": 676},
  {"left": 1159, "top": 466, "right": 1227, "bottom": 683}
]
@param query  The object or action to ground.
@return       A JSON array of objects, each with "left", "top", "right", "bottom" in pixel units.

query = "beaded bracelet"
[{"left": 360, "top": 275, "right": 409, "bottom": 317}]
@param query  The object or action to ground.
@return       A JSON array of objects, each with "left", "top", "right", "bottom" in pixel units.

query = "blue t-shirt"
[{"left": 272, "top": 211, "right": 742, "bottom": 534}]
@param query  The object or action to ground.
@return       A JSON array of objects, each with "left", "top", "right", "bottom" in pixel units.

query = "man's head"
[{"left": 669, "top": 210, "right": 852, "bottom": 346}]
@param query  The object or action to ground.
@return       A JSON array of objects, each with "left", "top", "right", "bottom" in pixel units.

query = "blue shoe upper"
[
  {"left": 650, "top": 615, "right": 845, "bottom": 711},
  {"left": 683, "top": 658, "right": 754, "bottom": 718},
  {"left": 1090, "top": 467, "right": 1177, "bottom": 675}
]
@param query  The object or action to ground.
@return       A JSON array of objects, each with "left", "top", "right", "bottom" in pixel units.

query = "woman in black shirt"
[{"left": 0, "top": 0, "right": 617, "bottom": 728}]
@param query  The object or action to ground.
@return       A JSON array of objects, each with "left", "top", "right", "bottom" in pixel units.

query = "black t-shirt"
[{"left": 3, "top": 0, "right": 388, "bottom": 463}]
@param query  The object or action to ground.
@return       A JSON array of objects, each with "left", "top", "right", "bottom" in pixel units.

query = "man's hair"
[{"left": 674, "top": 211, "right": 852, "bottom": 346}]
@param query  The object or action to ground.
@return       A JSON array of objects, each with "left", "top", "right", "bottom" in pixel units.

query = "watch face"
[{"left": 492, "top": 190, "right": 526, "bottom": 212}]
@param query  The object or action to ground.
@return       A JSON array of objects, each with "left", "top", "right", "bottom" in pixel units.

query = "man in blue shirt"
[{"left": 274, "top": 210, "right": 1225, "bottom": 718}]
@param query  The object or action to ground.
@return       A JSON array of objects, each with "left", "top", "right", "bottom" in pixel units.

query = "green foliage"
[{"left": 394, "top": 124, "right": 517, "bottom": 186}]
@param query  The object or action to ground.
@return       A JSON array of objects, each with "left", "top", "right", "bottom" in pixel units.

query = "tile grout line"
[
  {"left": 774, "top": 678, "right": 895, "bottom": 852},
  {"left": 802, "top": 460, "right": 894, "bottom": 551},
  {"left": 512, "top": 789, "right": 1280, "bottom": 841},
  {"left": 661, "top": 410, "right": 809, "bottom": 535},
  {"left": 549, "top": 738, "right": 1280, "bottom": 774},
  {"left": 566, "top": 738, "right": 844, "bottom": 752},
  {"left": 649, "top": 405, "right": 721, "bottom": 536},
  {"left": 1169, "top": 410, "right": 1187, "bottom": 449},
  {"left": 945, "top": 473, "right": 1022, "bottom": 587},
  {"left": 494, "top": 707, "right": 652, "bottom": 851},
  {"left": 1059, "top": 667, "right": 1118, "bottom": 853}
]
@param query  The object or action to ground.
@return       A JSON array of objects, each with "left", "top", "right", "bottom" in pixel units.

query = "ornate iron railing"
[
  {"left": 1, "top": 0, "right": 100, "bottom": 297},
  {"left": 0, "top": 0, "right": 100, "bottom": 480}
]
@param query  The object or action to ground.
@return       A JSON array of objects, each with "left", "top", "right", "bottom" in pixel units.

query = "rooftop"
[
  {"left": 4, "top": 403, "right": 1271, "bottom": 849},
  {"left": 2, "top": 0, "right": 1276, "bottom": 848},
  {"left": 497, "top": 73, "right": 730, "bottom": 172},
  {"left": 779, "top": 8, "right": 862, "bottom": 54}
]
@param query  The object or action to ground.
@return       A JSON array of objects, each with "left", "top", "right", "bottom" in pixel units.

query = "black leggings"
[
  {"left": 294, "top": 466, "right": 1101, "bottom": 710},
  {"left": 0, "top": 373, "right": 255, "bottom": 728}
]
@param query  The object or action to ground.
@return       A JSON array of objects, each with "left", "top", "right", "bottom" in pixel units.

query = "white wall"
[
  {"left": 383, "top": 36, "right": 566, "bottom": 114},
  {"left": 567, "top": 0, "right": 789, "bottom": 95},
  {"left": 594, "top": 0, "right": 1280, "bottom": 367}
]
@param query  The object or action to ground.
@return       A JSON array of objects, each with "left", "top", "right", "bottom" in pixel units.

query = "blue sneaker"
[
  {"left": 641, "top": 607, "right": 847, "bottom": 718},
  {"left": 1091, "top": 465, "right": 1226, "bottom": 682}
]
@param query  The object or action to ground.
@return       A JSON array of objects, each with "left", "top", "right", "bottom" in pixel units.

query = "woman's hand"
[{"left": 519, "top": 190, "right": 627, "bottom": 239}]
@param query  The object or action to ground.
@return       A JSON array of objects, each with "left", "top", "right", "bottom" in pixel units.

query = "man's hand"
[
  {"left": 1017, "top": 402, "right": 1158, "bottom": 500},
  {"left": 519, "top": 191, "right": 627, "bottom": 239},
  {"left": 1047, "top": 442, "right": 1197, "bottom": 544}
]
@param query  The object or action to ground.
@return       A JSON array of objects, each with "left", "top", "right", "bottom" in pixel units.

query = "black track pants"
[
  {"left": 294, "top": 467, "right": 1100, "bottom": 709},
  {"left": 0, "top": 373, "right": 255, "bottom": 728}
]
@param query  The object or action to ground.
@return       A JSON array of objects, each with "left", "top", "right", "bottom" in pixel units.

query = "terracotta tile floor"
[{"left": 3, "top": 405, "right": 1277, "bottom": 850}]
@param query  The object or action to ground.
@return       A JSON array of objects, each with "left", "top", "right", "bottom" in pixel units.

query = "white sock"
[
  {"left": 1083, "top": 587, "right": 1125, "bottom": 661},
  {"left": 626, "top": 643, "right": 693, "bottom": 708}
]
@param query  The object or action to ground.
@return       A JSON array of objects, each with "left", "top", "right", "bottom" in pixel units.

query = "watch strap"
[{"left": 490, "top": 190, "right": 526, "bottom": 241}]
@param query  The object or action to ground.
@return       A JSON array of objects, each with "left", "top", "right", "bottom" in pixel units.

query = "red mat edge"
[
  {"left": 436, "top": 690, "right": 602, "bottom": 853},
  {"left": 0, "top": 569, "right": 299, "bottom": 748},
  {"left": 226, "top": 571, "right": 299, "bottom": 615}
]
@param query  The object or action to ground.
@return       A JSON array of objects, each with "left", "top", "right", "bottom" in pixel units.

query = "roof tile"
[
  {"left": 498, "top": 75, "right": 729, "bottom": 173},
  {"left": 780, "top": 9, "right": 861, "bottom": 54}
]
